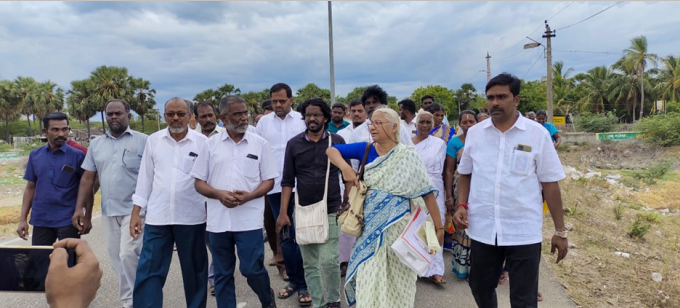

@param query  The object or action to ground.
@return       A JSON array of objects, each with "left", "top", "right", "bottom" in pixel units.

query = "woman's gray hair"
[
  {"left": 373, "top": 107, "right": 401, "bottom": 143},
  {"left": 219, "top": 95, "right": 246, "bottom": 115},
  {"left": 415, "top": 110, "right": 433, "bottom": 124}
]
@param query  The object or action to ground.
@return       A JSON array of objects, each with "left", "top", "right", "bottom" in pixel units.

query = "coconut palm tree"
[
  {"left": 574, "top": 66, "right": 614, "bottom": 113},
  {"left": 0, "top": 80, "right": 23, "bottom": 143},
  {"left": 67, "top": 79, "right": 98, "bottom": 138},
  {"left": 551, "top": 61, "right": 576, "bottom": 115},
  {"left": 653, "top": 55, "right": 680, "bottom": 104},
  {"left": 88, "top": 66, "right": 132, "bottom": 132},
  {"left": 14, "top": 76, "right": 38, "bottom": 136},
  {"left": 130, "top": 77, "right": 157, "bottom": 133},
  {"left": 621, "top": 35, "right": 658, "bottom": 122}
]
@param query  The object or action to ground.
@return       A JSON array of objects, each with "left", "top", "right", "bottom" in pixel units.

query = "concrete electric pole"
[
  {"left": 328, "top": 1, "right": 336, "bottom": 105},
  {"left": 486, "top": 52, "right": 491, "bottom": 82},
  {"left": 543, "top": 21, "right": 556, "bottom": 123}
]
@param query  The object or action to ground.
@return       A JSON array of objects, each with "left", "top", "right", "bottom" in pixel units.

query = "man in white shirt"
[
  {"left": 254, "top": 83, "right": 310, "bottom": 305},
  {"left": 130, "top": 98, "right": 209, "bottom": 308},
  {"left": 398, "top": 98, "right": 417, "bottom": 138},
  {"left": 454, "top": 73, "right": 568, "bottom": 308},
  {"left": 354, "top": 85, "right": 414, "bottom": 146},
  {"left": 192, "top": 95, "right": 278, "bottom": 308}
]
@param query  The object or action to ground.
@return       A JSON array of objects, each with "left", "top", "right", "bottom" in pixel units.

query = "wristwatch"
[{"left": 554, "top": 230, "right": 568, "bottom": 239}]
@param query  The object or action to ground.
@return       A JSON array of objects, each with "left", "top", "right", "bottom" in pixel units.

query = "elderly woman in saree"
[
  {"left": 326, "top": 107, "right": 444, "bottom": 308},
  {"left": 411, "top": 110, "right": 448, "bottom": 285}
]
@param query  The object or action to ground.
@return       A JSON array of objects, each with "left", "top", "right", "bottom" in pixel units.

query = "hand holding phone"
[
  {"left": 46, "top": 239, "right": 102, "bottom": 308},
  {"left": 279, "top": 225, "right": 291, "bottom": 243}
]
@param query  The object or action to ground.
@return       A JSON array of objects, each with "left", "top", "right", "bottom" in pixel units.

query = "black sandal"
[
  {"left": 326, "top": 301, "right": 341, "bottom": 308},
  {"left": 278, "top": 284, "right": 295, "bottom": 299},
  {"left": 298, "top": 290, "right": 312, "bottom": 307}
]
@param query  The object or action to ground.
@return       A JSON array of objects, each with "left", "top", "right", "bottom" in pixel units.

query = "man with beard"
[
  {"left": 398, "top": 98, "right": 417, "bottom": 137},
  {"left": 277, "top": 98, "right": 346, "bottom": 308},
  {"left": 130, "top": 98, "right": 208, "bottom": 308},
  {"left": 192, "top": 95, "right": 278, "bottom": 308},
  {"left": 17, "top": 112, "right": 85, "bottom": 246},
  {"left": 353, "top": 85, "right": 413, "bottom": 146},
  {"left": 195, "top": 101, "right": 225, "bottom": 138},
  {"left": 72, "top": 99, "right": 147, "bottom": 308},
  {"left": 327, "top": 103, "right": 349, "bottom": 133},
  {"left": 254, "top": 83, "right": 310, "bottom": 306}
]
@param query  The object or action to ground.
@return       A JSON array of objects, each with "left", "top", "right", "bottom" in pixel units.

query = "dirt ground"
[
  {"left": 548, "top": 143, "right": 680, "bottom": 307},
  {"left": 0, "top": 157, "right": 27, "bottom": 208}
]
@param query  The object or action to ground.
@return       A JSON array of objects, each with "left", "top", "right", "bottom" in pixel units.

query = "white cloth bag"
[{"left": 294, "top": 134, "right": 331, "bottom": 245}]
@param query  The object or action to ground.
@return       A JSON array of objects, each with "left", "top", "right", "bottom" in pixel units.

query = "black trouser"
[
  {"left": 469, "top": 239, "right": 541, "bottom": 308},
  {"left": 32, "top": 225, "right": 80, "bottom": 246}
]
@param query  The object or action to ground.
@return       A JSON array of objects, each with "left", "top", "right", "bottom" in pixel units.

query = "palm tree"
[
  {"left": 130, "top": 77, "right": 157, "bottom": 133},
  {"left": 33, "top": 81, "right": 65, "bottom": 131},
  {"left": 551, "top": 61, "right": 576, "bottom": 115},
  {"left": 574, "top": 66, "right": 614, "bottom": 113},
  {"left": 67, "top": 79, "right": 98, "bottom": 138},
  {"left": 622, "top": 35, "right": 658, "bottom": 122},
  {"left": 88, "top": 66, "right": 132, "bottom": 132},
  {"left": 0, "top": 80, "right": 23, "bottom": 143},
  {"left": 15, "top": 76, "right": 38, "bottom": 136},
  {"left": 653, "top": 55, "right": 680, "bottom": 105}
]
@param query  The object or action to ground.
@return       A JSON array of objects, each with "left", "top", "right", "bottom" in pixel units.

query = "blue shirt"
[
  {"left": 328, "top": 120, "right": 350, "bottom": 133},
  {"left": 542, "top": 122, "right": 559, "bottom": 142},
  {"left": 332, "top": 142, "right": 379, "bottom": 165},
  {"left": 446, "top": 136, "right": 465, "bottom": 159},
  {"left": 24, "top": 144, "right": 85, "bottom": 227}
]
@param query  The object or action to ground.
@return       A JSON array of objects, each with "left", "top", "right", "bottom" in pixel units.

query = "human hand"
[
  {"left": 551, "top": 236, "right": 568, "bottom": 263},
  {"left": 72, "top": 210, "right": 92, "bottom": 235},
  {"left": 342, "top": 167, "right": 359, "bottom": 188},
  {"left": 17, "top": 220, "right": 29, "bottom": 240},
  {"left": 445, "top": 198, "right": 455, "bottom": 212},
  {"left": 452, "top": 207, "right": 469, "bottom": 230},
  {"left": 217, "top": 191, "right": 239, "bottom": 208},
  {"left": 46, "top": 239, "right": 103, "bottom": 308},
  {"left": 276, "top": 215, "right": 291, "bottom": 234},
  {"left": 129, "top": 213, "right": 143, "bottom": 239},
  {"left": 233, "top": 190, "right": 253, "bottom": 205}
]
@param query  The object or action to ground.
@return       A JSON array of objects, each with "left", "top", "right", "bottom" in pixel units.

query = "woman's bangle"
[
  {"left": 445, "top": 198, "right": 453, "bottom": 202},
  {"left": 435, "top": 226, "right": 444, "bottom": 231},
  {"left": 457, "top": 203, "right": 469, "bottom": 210}
]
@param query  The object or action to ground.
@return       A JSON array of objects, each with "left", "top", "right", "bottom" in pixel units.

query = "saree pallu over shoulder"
[{"left": 344, "top": 144, "right": 437, "bottom": 306}]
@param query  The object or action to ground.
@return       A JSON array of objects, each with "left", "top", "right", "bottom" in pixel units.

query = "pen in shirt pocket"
[{"left": 189, "top": 152, "right": 198, "bottom": 161}]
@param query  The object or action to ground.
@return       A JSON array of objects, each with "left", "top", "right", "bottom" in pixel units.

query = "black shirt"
[{"left": 281, "top": 131, "right": 347, "bottom": 213}]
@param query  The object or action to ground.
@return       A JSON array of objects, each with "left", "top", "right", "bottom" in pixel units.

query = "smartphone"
[
  {"left": 0, "top": 246, "right": 76, "bottom": 292},
  {"left": 279, "top": 225, "right": 291, "bottom": 243},
  {"left": 61, "top": 165, "right": 75, "bottom": 174}
]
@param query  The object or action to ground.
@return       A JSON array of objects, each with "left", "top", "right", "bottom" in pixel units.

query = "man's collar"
[
  {"left": 106, "top": 126, "right": 133, "bottom": 139},
  {"left": 483, "top": 111, "right": 526, "bottom": 131},
  {"left": 304, "top": 130, "right": 328, "bottom": 142},
  {"left": 220, "top": 129, "right": 249, "bottom": 143}
]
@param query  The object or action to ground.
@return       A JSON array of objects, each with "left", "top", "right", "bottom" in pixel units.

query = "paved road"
[{"left": 0, "top": 216, "right": 576, "bottom": 308}]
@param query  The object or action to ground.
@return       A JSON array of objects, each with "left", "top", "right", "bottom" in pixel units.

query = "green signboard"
[{"left": 596, "top": 132, "right": 647, "bottom": 141}]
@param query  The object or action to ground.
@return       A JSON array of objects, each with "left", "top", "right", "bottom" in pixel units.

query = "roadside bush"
[
  {"left": 636, "top": 112, "right": 680, "bottom": 146},
  {"left": 632, "top": 160, "right": 674, "bottom": 185},
  {"left": 628, "top": 217, "right": 650, "bottom": 239},
  {"left": 574, "top": 111, "right": 618, "bottom": 133}
]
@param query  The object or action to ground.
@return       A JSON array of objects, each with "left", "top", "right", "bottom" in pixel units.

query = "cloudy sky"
[{"left": 1, "top": 1, "right": 679, "bottom": 110}]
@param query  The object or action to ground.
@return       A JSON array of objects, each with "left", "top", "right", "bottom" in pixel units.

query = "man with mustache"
[
  {"left": 327, "top": 103, "right": 350, "bottom": 133},
  {"left": 454, "top": 73, "right": 568, "bottom": 308},
  {"left": 192, "top": 95, "right": 278, "bottom": 308},
  {"left": 276, "top": 98, "right": 347, "bottom": 308},
  {"left": 72, "top": 99, "right": 147, "bottom": 308},
  {"left": 195, "top": 101, "right": 225, "bottom": 138},
  {"left": 254, "top": 83, "right": 310, "bottom": 306},
  {"left": 130, "top": 97, "right": 209, "bottom": 308},
  {"left": 350, "top": 85, "right": 413, "bottom": 146},
  {"left": 17, "top": 112, "right": 85, "bottom": 245}
]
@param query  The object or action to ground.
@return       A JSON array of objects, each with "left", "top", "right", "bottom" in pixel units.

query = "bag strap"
[{"left": 358, "top": 142, "right": 371, "bottom": 181}]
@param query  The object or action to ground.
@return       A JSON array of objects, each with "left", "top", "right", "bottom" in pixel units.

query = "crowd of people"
[{"left": 21, "top": 73, "right": 569, "bottom": 308}]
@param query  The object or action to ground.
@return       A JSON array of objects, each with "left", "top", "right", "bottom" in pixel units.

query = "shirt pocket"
[
  {"left": 54, "top": 166, "right": 77, "bottom": 188},
  {"left": 122, "top": 150, "right": 142, "bottom": 171},
  {"left": 179, "top": 156, "right": 197, "bottom": 175},
  {"left": 237, "top": 157, "right": 261, "bottom": 180},
  {"left": 510, "top": 150, "right": 535, "bottom": 176}
]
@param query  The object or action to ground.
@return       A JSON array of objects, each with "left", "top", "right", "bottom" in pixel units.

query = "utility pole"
[
  {"left": 486, "top": 52, "right": 491, "bottom": 82},
  {"left": 543, "top": 21, "right": 556, "bottom": 123},
  {"left": 328, "top": 1, "right": 336, "bottom": 105}
]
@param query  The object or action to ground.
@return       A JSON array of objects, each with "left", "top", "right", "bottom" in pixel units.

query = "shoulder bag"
[
  {"left": 294, "top": 134, "right": 332, "bottom": 245},
  {"left": 338, "top": 142, "right": 371, "bottom": 237}
]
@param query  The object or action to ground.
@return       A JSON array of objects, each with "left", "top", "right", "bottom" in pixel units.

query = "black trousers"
[
  {"left": 469, "top": 239, "right": 541, "bottom": 308},
  {"left": 32, "top": 225, "right": 80, "bottom": 246}
]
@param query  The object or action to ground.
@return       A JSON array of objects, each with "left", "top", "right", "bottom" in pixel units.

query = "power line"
[
  {"left": 522, "top": 51, "right": 544, "bottom": 79},
  {"left": 490, "top": 1, "right": 574, "bottom": 55},
  {"left": 555, "top": 1, "right": 623, "bottom": 31},
  {"left": 553, "top": 49, "right": 621, "bottom": 55}
]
